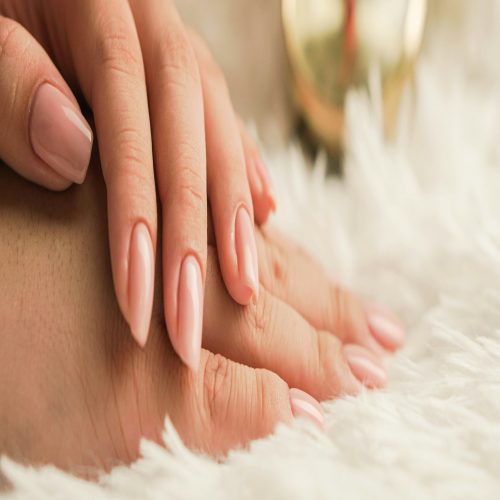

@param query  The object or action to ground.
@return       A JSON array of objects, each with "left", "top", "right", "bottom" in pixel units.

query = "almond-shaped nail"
[
  {"left": 128, "top": 223, "right": 154, "bottom": 347},
  {"left": 367, "top": 308, "right": 405, "bottom": 350},
  {"left": 289, "top": 388, "right": 324, "bottom": 429},
  {"left": 30, "top": 83, "right": 92, "bottom": 184},
  {"left": 175, "top": 255, "right": 203, "bottom": 371},
  {"left": 235, "top": 206, "right": 259, "bottom": 300},
  {"left": 343, "top": 344, "right": 387, "bottom": 389}
]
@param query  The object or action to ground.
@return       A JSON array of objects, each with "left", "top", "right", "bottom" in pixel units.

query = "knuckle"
[
  {"left": 96, "top": 17, "right": 142, "bottom": 78},
  {"left": 162, "top": 164, "right": 205, "bottom": 211},
  {"left": 0, "top": 19, "right": 33, "bottom": 140},
  {"left": 156, "top": 29, "right": 199, "bottom": 89},
  {"left": 202, "top": 353, "right": 233, "bottom": 424},
  {"left": 238, "top": 290, "right": 274, "bottom": 359},
  {"left": 190, "top": 32, "right": 226, "bottom": 88},
  {"left": 325, "top": 286, "right": 364, "bottom": 343},
  {"left": 254, "top": 369, "right": 290, "bottom": 427},
  {"left": 325, "top": 286, "right": 349, "bottom": 341},
  {"left": 315, "top": 331, "right": 344, "bottom": 398},
  {"left": 117, "top": 134, "right": 146, "bottom": 168},
  {"left": 176, "top": 181, "right": 205, "bottom": 212},
  {"left": 115, "top": 126, "right": 148, "bottom": 164},
  {"left": 0, "top": 18, "right": 25, "bottom": 60},
  {"left": 202, "top": 54, "right": 226, "bottom": 88},
  {"left": 104, "top": 127, "right": 154, "bottom": 197}
]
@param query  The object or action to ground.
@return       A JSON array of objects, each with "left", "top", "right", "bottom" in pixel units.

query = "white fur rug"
[{"left": 3, "top": 1, "right": 500, "bottom": 498}]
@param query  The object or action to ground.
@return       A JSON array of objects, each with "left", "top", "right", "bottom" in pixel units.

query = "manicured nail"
[
  {"left": 235, "top": 206, "right": 259, "bottom": 300},
  {"left": 30, "top": 83, "right": 92, "bottom": 184},
  {"left": 343, "top": 344, "right": 387, "bottom": 388},
  {"left": 176, "top": 255, "right": 203, "bottom": 371},
  {"left": 289, "top": 388, "right": 324, "bottom": 429},
  {"left": 255, "top": 156, "right": 276, "bottom": 212},
  {"left": 127, "top": 223, "right": 154, "bottom": 347},
  {"left": 367, "top": 308, "right": 405, "bottom": 350}
]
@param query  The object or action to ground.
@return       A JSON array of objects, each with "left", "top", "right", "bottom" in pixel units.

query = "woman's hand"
[
  {"left": 0, "top": 0, "right": 276, "bottom": 369},
  {"left": 0, "top": 160, "right": 404, "bottom": 467}
]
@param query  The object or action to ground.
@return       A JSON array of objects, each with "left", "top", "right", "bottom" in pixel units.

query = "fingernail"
[
  {"left": 235, "top": 206, "right": 259, "bottom": 300},
  {"left": 30, "top": 83, "right": 92, "bottom": 184},
  {"left": 176, "top": 255, "right": 203, "bottom": 371},
  {"left": 127, "top": 222, "right": 155, "bottom": 347},
  {"left": 255, "top": 156, "right": 276, "bottom": 212},
  {"left": 289, "top": 388, "right": 324, "bottom": 429},
  {"left": 343, "top": 344, "right": 387, "bottom": 388},
  {"left": 367, "top": 308, "right": 405, "bottom": 350}
]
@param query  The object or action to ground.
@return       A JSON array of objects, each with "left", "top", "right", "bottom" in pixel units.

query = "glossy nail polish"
[
  {"left": 128, "top": 223, "right": 155, "bottom": 347},
  {"left": 289, "top": 388, "right": 324, "bottom": 429},
  {"left": 367, "top": 309, "right": 405, "bottom": 350},
  {"left": 235, "top": 206, "right": 259, "bottom": 300},
  {"left": 343, "top": 344, "right": 387, "bottom": 388},
  {"left": 176, "top": 255, "right": 203, "bottom": 371},
  {"left": 30, "top": 83, "right": 92, "bottom": 184}
]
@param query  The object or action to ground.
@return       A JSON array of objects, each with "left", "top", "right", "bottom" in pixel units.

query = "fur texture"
[{"left": 2, "top": 1, "right": 500, "bottom": 498}]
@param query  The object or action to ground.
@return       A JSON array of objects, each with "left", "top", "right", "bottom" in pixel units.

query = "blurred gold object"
[{"left": 282, "top": 0, "right": 428, "bottom": 154}]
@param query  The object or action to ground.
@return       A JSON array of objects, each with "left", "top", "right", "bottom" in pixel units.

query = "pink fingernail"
[
  {"left": 255, "top": 156, "right": 277, "bottom": 212},
  {"left": 30, "top": 83, "right": 92, "bottom": 184},
  {"left": 289, "top": 388, "right": 324, "bottom": 429},
  {"left": 235, "top": 206, "right": 259, "bottom": 300},
  {"left": 367, "top": 308, "right": 405, "bottom": 350},
  {"left": 127, "top": 223, "right": 155, "bottom": 347},
  {"left": 176, "top": 255, "right": 203, "bottom": 371},
  {"left": 343, "top": 344, "right": 387, "bottom": 388}
]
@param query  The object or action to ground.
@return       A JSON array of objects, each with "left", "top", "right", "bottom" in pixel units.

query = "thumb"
[{"left": 0, "top": 16, "right": 92, "bottom": 190}]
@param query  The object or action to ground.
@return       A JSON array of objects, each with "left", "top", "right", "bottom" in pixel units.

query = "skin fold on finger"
[
  {"left": 202, "top": 247, "right": 365, "bottom": 401},
  {"left": 161, "top": 349, "right": 323, "bottom": 456},
  {"left": 188, "top": 30, "right": 259, "bottom": 306},
  {"left": 187, "top": 351, "right": 293, "bottom": 454},
  {"left": 238, "top": 121, "right": 276, "bottom": 226},
  {"left": 130, "top": 0, "right": 207, "bottom": 370},
  {"left": 255, "top": 227, "right": 405, "bottom": 355},
  {"left": 149, "top": 344, "right": 292, "bottom": 455}
]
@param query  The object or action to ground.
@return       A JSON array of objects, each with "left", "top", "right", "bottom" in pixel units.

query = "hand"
[
  {"left": 0, "top": 0, "right": 275, "bottom": 370},
  {"left": 0, "top": 161, "right": 404, "bottom": 468}
]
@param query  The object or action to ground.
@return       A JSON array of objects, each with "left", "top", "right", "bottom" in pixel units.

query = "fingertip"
[
  {"left": 267, "top": 190, "right": 277, "bottom": 214},
  {"left": 254, "top": 156, "right": 277, "bottom": 214},
  {"left": 253, "top": 197, "right": 272, "bottom": 226}
]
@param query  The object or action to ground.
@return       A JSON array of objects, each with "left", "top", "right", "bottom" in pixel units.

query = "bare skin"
[{"left": 0, "top": 153, "right": 402, "bottom": 475}]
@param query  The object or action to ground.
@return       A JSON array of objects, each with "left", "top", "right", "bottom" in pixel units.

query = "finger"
[
  {"left": 169, "top": 350, "right": 323, "bottom": 455},
  {"left": 65, "top": 1, "right": 157, "bottom": 347},
  {"left": 202, "top": 248, "right": 386, "bottom": 401},
  {"left": 189, "top": 31, "right": 259, "bottom": 306},
  {"left": 238, "top": 121, "right": 276, "bottom": 226},
  {"left": 0, "top": 16, "right": 92, "bottom": 190},
  {"left": 256, "top": 229, "right": 405, "bottom": 354},
  {"left": 130, "top": 1, "right": 206, "bottom": 371}
]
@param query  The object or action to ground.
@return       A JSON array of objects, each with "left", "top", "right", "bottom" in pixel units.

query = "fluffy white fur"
[{"left": 3, "top": 1, "right": 500, "bottom": 498}]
